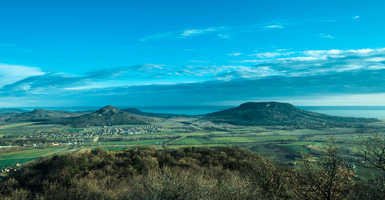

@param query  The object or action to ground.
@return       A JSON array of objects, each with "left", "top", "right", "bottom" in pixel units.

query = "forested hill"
[
  {"left": 205, "top": 102, "right": 380, "bottom": 128},
  {"left": 51, "top": 105, "right": 157, "bottom": 127}
]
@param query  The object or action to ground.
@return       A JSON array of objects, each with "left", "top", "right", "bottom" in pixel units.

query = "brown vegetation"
[{"left": 0, "top": 139, "right": 384, "bottom": 200}]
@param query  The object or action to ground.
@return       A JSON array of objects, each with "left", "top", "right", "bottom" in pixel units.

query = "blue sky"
[{"left": 1, "top": 0, "right": 385, "bottom": 107}]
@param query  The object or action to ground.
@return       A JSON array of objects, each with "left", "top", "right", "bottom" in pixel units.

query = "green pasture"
[
  {"left": 98, "top": 138, "right": 169, "bottom": 146},
  {"left": 0, "top": 147, "right": 73, "bottom": 168}
]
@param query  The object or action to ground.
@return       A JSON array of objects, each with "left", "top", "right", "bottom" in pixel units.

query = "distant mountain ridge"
[
  {"left": 205, "top": 102, "right": 380, "bottom": 128},
  {"left": 0, "top": 109, "right": 85, "bottom": 123},
  {"left": 53, "top": 105, "right": 156, "bottom": 127},
  {"left": 1, "top": 102, "right": 381, "bottom": 128}
]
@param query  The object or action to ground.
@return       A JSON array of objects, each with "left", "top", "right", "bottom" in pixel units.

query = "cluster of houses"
[{"left": 86, "top": 125, "right": 163, "bottom": 136}]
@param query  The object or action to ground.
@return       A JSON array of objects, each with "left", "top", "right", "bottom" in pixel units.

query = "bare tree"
[
  {"left": 362, "top": 134, "right": 385, "bottom": 172},
  {"left": 293, "top": 140, "right": 354, "bottom": 200}
]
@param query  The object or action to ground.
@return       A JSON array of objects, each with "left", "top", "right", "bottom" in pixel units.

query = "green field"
[{"left": 0, "top": 147, "right": 76, "bottom": 168}]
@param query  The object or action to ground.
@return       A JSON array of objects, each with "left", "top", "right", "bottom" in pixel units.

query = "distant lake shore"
[{"left": 301, "top": 107, "right": 385, "bottom": 119}]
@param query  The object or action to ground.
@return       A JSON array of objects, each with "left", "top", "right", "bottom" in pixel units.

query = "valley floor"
[{"left": 1, "top": 116, "right": 385, "bottom": 177}]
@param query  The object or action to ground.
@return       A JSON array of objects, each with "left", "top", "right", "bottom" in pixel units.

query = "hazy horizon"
[{"left": 3, "top": 104, "right": 385, "bottom": 119}]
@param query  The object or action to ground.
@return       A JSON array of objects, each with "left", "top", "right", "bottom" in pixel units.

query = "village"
[{"left": 0, "top": 124, "right": 166, "bottom": 148}]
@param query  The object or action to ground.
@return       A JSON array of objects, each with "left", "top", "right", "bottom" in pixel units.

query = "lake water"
[
  {"left": 138, "top": 106, "right": 231, "bottom": 116},
  {"left": 300, "top": 106, "right": 385, "bottom": 119}
]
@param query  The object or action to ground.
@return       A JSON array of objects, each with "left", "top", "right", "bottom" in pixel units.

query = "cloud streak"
[
  {"left": 264, "top": 24, "right": 285, "bottom": 29},
  {"left": 319, "top": 33, "right": 335, "bottom": 39},
  {"left": 180, "top": 27, "right": 225, "bottom": 38},
  {"left": 139, "top": 22, "right": 288, "bottom": 42},
  {"left": 228, "top": 52, "right": 242, "bottom": 57},
  {"left": 140, "top": 26, "right": 227, "bottom": 41}
]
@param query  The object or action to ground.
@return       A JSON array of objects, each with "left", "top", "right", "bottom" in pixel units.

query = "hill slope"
[
  {"left": 205, "top": 102, "right": 380, "bottom": 128},
  {"left": 54, "top": 105, "right": 156, "bottom": 127}
]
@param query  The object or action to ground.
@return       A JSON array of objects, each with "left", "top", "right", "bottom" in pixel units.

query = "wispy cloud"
[
  {"left": 215, "top": 65, "right": 282, "bottom": 80},
  {"left": 303, "top": 48, "right": 378, "bottom": 56},
  {"left": 264, "top": 24, "right": 285, "bottom": 29},
  {"left": 249, "top": 51, "right": 295, "bottom": 58},
  {"left": 139, "top": 22, "right": 288, "bottom": 42},
  {"left": 228, "top": 52, "right": 242, "bottom": 57},
  {"left": 319, "top": 33, "right": 335, "bottom": 39},
  {"left": 366, "top": 57, "right": 385, "bottom": 62},
  {"left": 250, "top": 52, "right": 281, "bottom": 58},
  {"left": 229, "top": 47, "right": 385, "bottom": 79},
  {"left": 217, "top": 33, "right": 230, "bottom": 39},
  {"left": 139, "top": 17, "right": 359, "bottom": 43},
  {"left": 303, "top": 49, "right": 342, "bottom": 56},
  {"left": 233, "top": 59, "right": 259, "bottom": 63},
  {"left": 180, "top": 26, "right": 225, "bottom": 38},
  {"left": 139, "top": 26, "right": 226, "bottom": 41},
  {"left": 277, "top": 56, "right": 322, "bottom": 62},
  {"left": 0, "top": 64, "right": 45, "bottom": 87},
  {"left": 0, "top": 64, "right": 174, "bottom": 95}
]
